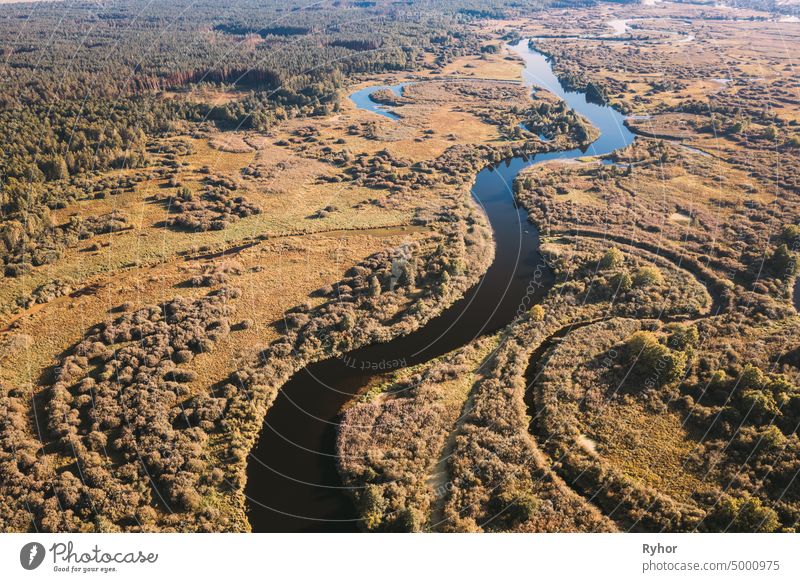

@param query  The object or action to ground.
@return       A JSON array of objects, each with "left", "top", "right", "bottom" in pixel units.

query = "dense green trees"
[
  {"left": 0, "top": 0, "right": 591, "bottom": 216},
  {"left": 0, "top": 0, "right": 596, "bottom": 245},
  {"left": 0, "top": 0, "right": 492, "bottom": 212}
]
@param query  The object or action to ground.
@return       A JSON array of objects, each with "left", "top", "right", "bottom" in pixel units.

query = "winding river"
[
  {"left": 794, "top": 278, "right": 800, "bottom": 312},
  {"left": 348, "top": 82, "right": 409, "bottom": 120},
  {"left": 245, "top": 40, "right": 636, "bottom": 532}
]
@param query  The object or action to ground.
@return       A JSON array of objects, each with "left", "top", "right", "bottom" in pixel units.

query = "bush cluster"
[
  {"left": 0, "top": 288, "right": 245, "bottom": 531},
  {"left": 165, "top": 177, "right": 260, "bottom": 232},
  {"left": 2, "top": 211, "right": 131, "bottom": 277}
]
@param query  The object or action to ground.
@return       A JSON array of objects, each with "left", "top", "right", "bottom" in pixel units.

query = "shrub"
[
  {"left": 392, "top": 508, "right": 423, "bottom": 532},
  {"left": 632, "top": 266, "right": 664, "bottom": 288},
  {"left": 770, "top": 244, "right": 798, "bottom": 279},
  {"left": 488, "top": 484, "right": 541, "bottom": 527},
  {"left": 624, "top": 331, "right": 659, "bottom": 359},
  {"left": 166, "top": 177, "right": 259, "bottom": 232},
  {"left": 599, "top": 247, "right": 624, "bottom": 269},
  {"left": 666, "top": 324, "right": 699, "bottom": 351},
  {"left": 624, "top": 331, "right": 687, "bottom": 388},
  {"left": 7, "top": 288, "right": 243, "bottom": 532},
  {"left": 738, "top": 364, "right": 767, "bottom": 391},
  {"left": 707, "top": 495, "right": 780, "bottom": 532},
  {"left": 757, "top": 425, "right": 785, "bottom": 450},
  {"left": 610, "top": 271, "right": 633, "bottom": 293},
  {"left": 360, "top": 485, "right": 387, "bottom": 531},
  {"left": 739, "top": 389, "right": 779, "bottom": 424},
  {"left": 780, "top": 224, "right": 800, "bottom": 245}
]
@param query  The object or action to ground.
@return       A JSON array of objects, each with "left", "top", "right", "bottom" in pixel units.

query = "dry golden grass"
[
  {"left": 0, "top": 227, "right": 426, "bottom": 395},
  {"left": 520, "top": 150, "right": 769, "bottom": 218},
  {"left": 163, "top": 87, "right": 248, "bottom": 107},
  {"left": 0, "top": 127, "right": 428, "bottom": 321},
  {"left": 330, "top": 83, "right": 509, "bottom": 162},
  {"left": 0, "top": 108, "right": 440, "bottom": 393},
  {"left": 439, "top": 50, "right": 523, "bottom": 81},
  {"left": 209, "top": 133, "right": 256, "bottom": 153},
  {"left": 182, "top": 229, "right": 429, "bottom": 396},
  {"left": 524, "top": 3, "right": 800, "bottom": 121},
  {"left": 186, "top": 136, "right": 258, "bottom": 174},
  {"left": 364, "top": 333, "right": 498, "bottom": 408},
  {"left": 586, "top": 401, "right": 710, "bottom": 503},
  {"left": 2, "top": 60, "right": 487, "bottom": 408}
]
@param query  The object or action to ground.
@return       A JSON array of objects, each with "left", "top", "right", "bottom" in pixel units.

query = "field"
[
  {"left": 1, "top": 0, "right": 799, "bottom": 533},
  {"left": 331, "top": 3, "right": 800, "bottom": 532}
]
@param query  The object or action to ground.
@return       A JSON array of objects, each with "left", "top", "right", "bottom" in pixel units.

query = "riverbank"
[{"left": 244, "top": 39, "right": 636, "bottom": 532}]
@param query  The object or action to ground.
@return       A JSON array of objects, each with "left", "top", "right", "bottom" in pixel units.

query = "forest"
[{"left": 1, "top": 0, "right": 800, "bottom": 535}]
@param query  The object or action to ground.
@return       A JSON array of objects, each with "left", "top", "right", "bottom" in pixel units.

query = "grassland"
[
  {"left": 0, "top": 15, "right": 599, "bottom": 530},
  {"left": 2, "top": 0, "right": 799, "bottom": 534},
  {"left": 331, "top": 4, "right": 800, "bottom": 532}
]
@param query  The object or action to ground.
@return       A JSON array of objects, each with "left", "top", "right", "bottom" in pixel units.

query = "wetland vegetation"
[{"left": 1, "top": 0, "right": 798, "bottom": 533}]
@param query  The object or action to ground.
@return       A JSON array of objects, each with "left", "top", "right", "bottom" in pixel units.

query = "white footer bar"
[{"left": 1, "top": 533, "right": 796, "bottom": 581}]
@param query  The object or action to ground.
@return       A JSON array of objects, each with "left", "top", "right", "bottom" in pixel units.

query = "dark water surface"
[
  {"left": 794, "top": 277, "right": 800, "bottom": 312},
  {"left": 245, "top": 41, "right": 636, "bottom": 532}
]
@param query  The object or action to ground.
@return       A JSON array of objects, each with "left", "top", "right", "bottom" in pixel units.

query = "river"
[
  {"left": 348, "top": 82, "right": 409, "bottom": 120},
  {"left": 244, "top": 40, "right": 636, "bottom": 532}
]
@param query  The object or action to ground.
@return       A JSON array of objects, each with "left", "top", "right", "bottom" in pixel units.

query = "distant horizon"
[{"left": 0, "top": 0, "right": 64, "bottom": 4}]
